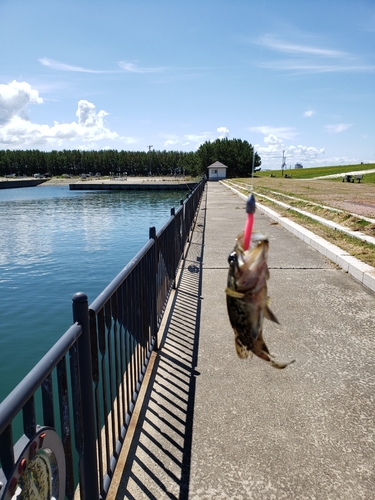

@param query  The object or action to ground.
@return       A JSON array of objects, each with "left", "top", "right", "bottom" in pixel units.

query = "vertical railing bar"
[
  {"left": 126, "top": 275, "right": 132, "bottom": 411},
  {"left": 136, "top": 259, "right": 141, "bottom": 380},
  {"left": 149, "top": 226, "right": 157, "bottom": 349},
  {"left": 137, "top": 258, "right": 142, "bottom": 388},
  {"left": 89, "top": 311, "right": 104, "bottom": 496},
  {"left": 57, "top": 357, "right": 75, "bottom": 500},
  {"left": 140, "top": 255, "right": 146, "bottom": 375},
  {"left": 97, "top": 305, "right": 110, "bottom": 477},
  {"left": 0, "top": 425, "right": 15, "bottom": 479},
  {"left": 116, "top": 284, "right": 124, "bottom": 429},
  {"left": 105, "top": 298, "right": 117, "bottom": 459},
  {"left": 41, "top": 374, "right": 55, "bottom": 428},
  {"left": 132, "top": 269, "right": 138, "bottom": 403},
  {"left": 22, "top": 396, "right": 36, "bottom": 439},
  {"left": 180, "top": 199, "right": 185, "bottom": 258},
  {"left": 142, "top": 255, "right": 148, "bottom": 365},
  {"left": 113, "top": 291, "right": 123, "bottom": 441},
  {"left": 72, "top": 292, "right": 99, "bottom": 500},
  {"left": 68, "top": 341, "right": 85, "bottom": 497},
  {"left": 123, "top": 278, "right": 130, "bottom": 419},
  {"left": 125, "top": 274, "right": 131, "bottom": 417}
]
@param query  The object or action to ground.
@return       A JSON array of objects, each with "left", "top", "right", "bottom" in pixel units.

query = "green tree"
[{"left": 197, "top": 138, "right": 261, "bottom": 178}]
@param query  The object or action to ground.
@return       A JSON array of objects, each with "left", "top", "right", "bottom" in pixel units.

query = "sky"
[{"left": 0, "top": 0, "right": 374, "bottom": 170}]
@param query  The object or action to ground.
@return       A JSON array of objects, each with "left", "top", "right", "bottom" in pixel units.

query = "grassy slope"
[
  {"left": 226, "top": 165, "right": 375, "bottom": 267},
  {"left": 255, "top": 163, "right": 375, "bottom": 182}
]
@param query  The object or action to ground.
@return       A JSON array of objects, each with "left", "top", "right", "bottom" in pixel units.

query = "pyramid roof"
[{"left": 207, "top": 161, "right": 228, "bottom": 169}]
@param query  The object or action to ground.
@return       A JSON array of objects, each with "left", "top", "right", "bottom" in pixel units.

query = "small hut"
[{"left": 207, "top": 161, "right": 228, "bottom": 181}]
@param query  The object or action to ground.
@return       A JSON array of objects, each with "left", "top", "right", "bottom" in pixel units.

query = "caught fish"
[{"left": 225, "top": 231, "right": 294, "bottom": 369}]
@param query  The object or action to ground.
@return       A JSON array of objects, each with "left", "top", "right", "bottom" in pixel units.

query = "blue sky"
[{"left": 0, "top": 0, "right": 374, "bottom": 169}]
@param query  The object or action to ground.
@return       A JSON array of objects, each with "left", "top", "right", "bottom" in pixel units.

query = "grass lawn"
[
  {"left": 224, "top": 168, "right": 375, "bottom": 268},
  {"left": 255, "top": 163, "right": 375, "bottom": 182}
]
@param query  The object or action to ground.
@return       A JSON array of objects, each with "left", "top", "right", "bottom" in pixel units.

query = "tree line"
[{"left": 0, "top": 138, "right": 261, "bottom": 178}]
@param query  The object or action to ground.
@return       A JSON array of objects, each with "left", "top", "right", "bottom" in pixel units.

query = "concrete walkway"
[{"left": 109, "top": 181, "right": 375, "bottom": 499}]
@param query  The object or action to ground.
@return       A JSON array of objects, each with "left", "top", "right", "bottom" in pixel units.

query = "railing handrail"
[
  {"left": 89, "top": 238, "right": 155, "bottom": 315},
  {"left": 156, "top": 204, "right": 183, "bottom": 238},
  {"left": 0, "top": 323, "right": 82, "bottom": 434}
]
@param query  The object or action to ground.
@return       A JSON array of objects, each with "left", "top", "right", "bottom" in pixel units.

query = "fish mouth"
[
  {"left": 228, "top": 237, "right": 269, "bottom": 292},
  {"left": 228, "top": 251, "right": 237, "bottom": 265},
  {"left": 228, "top": 250, "right": 245, "bottom": 275}
]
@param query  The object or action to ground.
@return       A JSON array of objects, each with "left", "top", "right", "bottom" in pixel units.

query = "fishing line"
[
  {"left": 243, "top": 0, "right": 266, "bottom": 250},
  {"left": 249, "top": 0, "right": 266, "bottom": 195}
]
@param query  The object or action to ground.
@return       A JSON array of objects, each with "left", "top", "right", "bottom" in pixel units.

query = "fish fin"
[
  {"left": 252, "top": 336, "right": 295, "bottom": 369},
  {"left": 225, "top": 287, "right": 245, "bottom": 299},
  {"left": 255, "top": 347, "right": 295, "bottom": 369},
  {"left": 256, "top": 331, "right": 270, "bottom": 353},
  {"left": 264, "top": 304, "right": 280, "bottom": 324},
  {"left": 269, "top": 358, "right": 295, "bottom": 369},
  {"left": 251, "top": 315, "right": 263, "bottom": 340},
  {"left": 234, "top": 332, "right": 250, "bottom": 359}
]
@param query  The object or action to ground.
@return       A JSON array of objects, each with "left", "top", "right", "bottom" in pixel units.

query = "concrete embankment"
[
  {"left": 69, "top": 181, "right": 197, "bottom": 191},
  {"left": 0, "top": 179, "right": 47, "bottom": 189}
]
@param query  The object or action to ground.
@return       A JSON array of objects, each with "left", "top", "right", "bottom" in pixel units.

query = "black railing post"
[
  {"left": 180, "top": 199, "right": 185, "bottom": 255},
  {"left": 170, "top": 208, "right": 176, "bottom": 288},
  {"left": 149, "top": 227, "right": 158, "bottom": 349},
  {"left": 72, "top": 292, "right": 99, "bottom": 500},
  {"left": 0, "top": 425, "right": 14, "bottom": 480}
]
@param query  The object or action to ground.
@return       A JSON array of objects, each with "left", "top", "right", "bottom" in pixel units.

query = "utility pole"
[
  {"left": 281, "top": 150, "right": 286, "bottom": 177},
  {"left": 148, "top": 145, "right": 153, "bottom": 176}
]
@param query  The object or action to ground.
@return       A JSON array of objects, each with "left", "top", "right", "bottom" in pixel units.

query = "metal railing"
[{"left": 0, "top": 179, "right": 205, "bottom": 500}]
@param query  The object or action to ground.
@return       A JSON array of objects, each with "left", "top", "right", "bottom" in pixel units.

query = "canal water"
[{"left": 0, "top": 185, "right": 187, "bottom": 402}]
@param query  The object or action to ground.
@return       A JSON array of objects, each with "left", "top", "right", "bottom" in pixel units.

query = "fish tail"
[
  {"left": 253, "top": 337, "right": 295, "bottom": 369},
  {"left": 269, "top": 358, "right": 296, "bottom": 369}
]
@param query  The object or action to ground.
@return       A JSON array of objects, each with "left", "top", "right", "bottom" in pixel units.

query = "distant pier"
[
  {"left": 0, "top": 179, "right": 47, "bottom": 189},
  {"left": 69, "top": 181, "right": 197, "bottom": 191}
]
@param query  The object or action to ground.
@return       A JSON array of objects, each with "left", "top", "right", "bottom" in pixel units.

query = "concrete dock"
[
  {"left": 109, "top": 181, "right": 375, "bottom": 499},
  {"left": 69, "top": 181, "right": 197, "bottom": 191},
  {"left": 0, "top": 178, "right": 47, "bottom": 189}
]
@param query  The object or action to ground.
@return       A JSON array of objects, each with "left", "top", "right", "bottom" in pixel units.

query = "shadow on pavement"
[{"left": 113, "top": 190, "right": 206, "bottom": 499}]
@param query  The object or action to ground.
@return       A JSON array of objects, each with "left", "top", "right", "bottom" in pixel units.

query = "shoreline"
[{"left": 1, "top": 176, "right": 196, "bottom": 187}]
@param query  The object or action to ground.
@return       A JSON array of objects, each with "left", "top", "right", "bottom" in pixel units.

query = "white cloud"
[
  {"left": 184, "top": 132, "right": 212, "bottom": 143},
  {"left": 0, "top": 80, "right": 43, "bottom": 125},
  {"left": 322, "top": 155, "right": 360, "bottom": 165},
  {"left": 165, "top": 139, "right": 180, "bottom": 146},
  {"left": 264, "top": 134, "right": 283, "bottom": 145},
  {"left": 259, "top": 34, "right": 348, "bottom": 58},
  {"left": 77, "top": 142, "right": 100, "bottom": 151},
  {"left": 304, "top": 110, "right": 316, "bottom": 117},
  {"left": 162, "top": 128, "right": 229, "bottom": 150},
  {"left": 260, "top": 61, "right": 375, "bottom": 73},
  {"left": 0, "top": 81, "right": 134, "bottom": 149},
  {"left": 118, "top": 61, "right": 163, "bottom": 73},
  {"left": 217, "top": 126, "right": 229, "bottom": 138},
  {"left": 39, "top": 58, "right": 108, "bottom": 73},
  {"left": 324, "top": 123, "right": 352, "bottom": 133},
  {"left": 76, "top": 100, "right": 108, "bottom": 127},
  {"left": 251, "top": 127, "right": 325, "bottom": 169},
  {"left": 249, "top": 125, "right": 298, "bottom": 140},
  {"left": 256, "top": 34, "right": 375, "bottom": 74}
]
